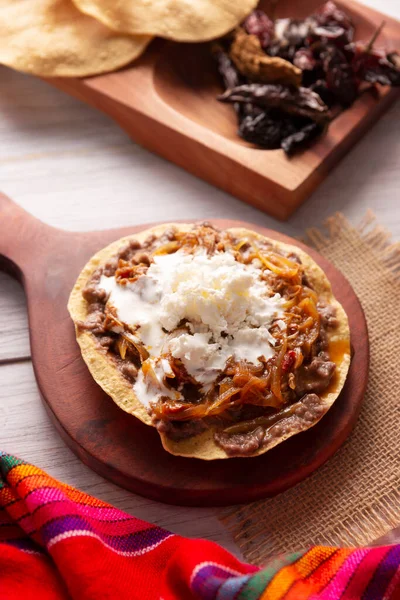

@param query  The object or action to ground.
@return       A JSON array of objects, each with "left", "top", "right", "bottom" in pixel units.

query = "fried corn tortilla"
[
  {"left": 0, "top": 0, "right": 151, "bottom": 77},
  {"left": 68, "top": 224, "right": 351, "bottom": 460},
  {"left": 72, "top": 0, "right": 258, "bottom": 42}
]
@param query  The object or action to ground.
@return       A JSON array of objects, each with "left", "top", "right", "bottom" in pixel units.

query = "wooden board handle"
[{"left": 0, "top": 193, "right": 54, "bottom": 280}]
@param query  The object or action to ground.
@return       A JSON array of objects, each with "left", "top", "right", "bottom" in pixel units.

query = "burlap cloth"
[{"left": 220, "top": 212, "right": 400, "bottom": 565}]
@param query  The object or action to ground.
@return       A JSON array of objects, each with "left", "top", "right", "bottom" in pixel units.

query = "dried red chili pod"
[
  {"left": 310, "top": 24, "right": 353, "bottom": 47},
  {"left": 321, "top": 45, "right": 358, "bottom": 106},
  {"left": 294, "top": 48, "right": 317, "bottom": 71},
  {"left": 310, "top": 1, "right": 354, "bottom": 47},
  {"left": 243, "top": 9, "right": 275, "bottom": 48},
  {"left": 219, "top": 84, "right": 329, "bottom": 123},
  {"left": 326, "top": 64, "right": 358, "bottom": 106},
  {"left": 315, "top": 1, "right": 353, "bottom": 33},
  {"left": 309, "top": 79, "right": 336, "bottom": 107},
  {"left": 360, "top": 57, "right": 400, "bottom": 86},
  {"left": 268, "top": 18, "right": 313, "bottom": 62},
  {"left": 294, "top": 48, "right": 323, "bottom": 86},
  {"left": 321, "top": 44, "right": 348, "bottom": 70},
  {"left": 347, "top": 34, "right": 400, "bottom": 87}
]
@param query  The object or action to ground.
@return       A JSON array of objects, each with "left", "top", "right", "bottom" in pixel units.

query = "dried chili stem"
[{"left": 366, "top": 20, "right": 386, "bottom": 53}]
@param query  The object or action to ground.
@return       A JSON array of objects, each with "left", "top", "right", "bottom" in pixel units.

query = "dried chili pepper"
[
  {"left": 321, "top": 44, "right": 347, "bottom": 68},
  {"left": 310, "top": 24, "right": 353, "bottom": 47},
  {"left": 357, "top": 54, "right": 400, "bottom": 86},
  {"left": 239, "top": 111, "right": 297, "bottom": 149},
  {"left": 213, "top": 46, "right": 243, "bottom": 119},
  {"left": 307, "top": 2, "right": 354, "bottom": 48},
  {"left": 230, "top": 28, "right": 302, "bottom": 87},
  {"left": 326, "top": 64, "right": 358, "bottom": 106},
  {"left": 293, "top": 47, "right": 322, "bottom": 86},
  {"left": 281, "top": 122, "right": 324, "bottom": 156},
  {"left": 269, "top": 18, "right": 313, "bottom": 62},
  {"left": 322, "top": 45, "right": 358, "bottom": 106},
  {"left": 346, "top": 24, "right": 400, "bottom": 88},
  {"left": 213, "top": 47, "right": 241, "bottom": 90},
  {"left": 243, "top": 9, "right": 274, "bottom": 48},
  {"left": 219, "top": 84, "right": 329, "bottom": 123},
  {"left": 309, "top": 79, "right": 336, "bottom": 107},
  {"left": 212, "top": 0, "right": 399, "bottom": 153},
  {"left": 294, "top": 48, "right": 316, "bottom": 71},
  {"left": 239, "top": 112, "right": 283, "bottom": 149},
  {"left": 314, "top": 1, "right": 353, "bottom": 35}
]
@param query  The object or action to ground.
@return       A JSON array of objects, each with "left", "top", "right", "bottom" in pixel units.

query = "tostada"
[{"left": 68, "top": 223, "right": 350, "bottom": 459}]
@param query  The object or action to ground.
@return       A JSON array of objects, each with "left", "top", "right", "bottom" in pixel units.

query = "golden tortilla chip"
[
  {"left": 0, "top": 0, "right": 151, "bottom": 77},
  {"left": 72, "top": 0, "right": 258, "bottom": 42},
  {"left": 68, "top": 224, "right": 351, "bottom": 460}
]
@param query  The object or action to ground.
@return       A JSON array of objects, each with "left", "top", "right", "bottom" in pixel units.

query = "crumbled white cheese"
[
  {"left": 229, "top": 326, "right": 277, "bottom": 364},
  {"left": 99, "top": 248, "right": 284, "bottom": 406},
  {"left": 276, "top": 319, "right": 287, "bottom": 331}
]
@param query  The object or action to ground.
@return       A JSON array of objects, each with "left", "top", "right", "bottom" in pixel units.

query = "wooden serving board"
[
  {"left": 0, "top": 194, "right": 369, "bottom": 506},
  {"left": 45, "top": 0, "right": 400, "bottom": 221}
]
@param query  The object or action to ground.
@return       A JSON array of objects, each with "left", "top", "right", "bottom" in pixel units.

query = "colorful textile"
[{"left": 0, "top": 452, "right": 399, "bottom": 599}]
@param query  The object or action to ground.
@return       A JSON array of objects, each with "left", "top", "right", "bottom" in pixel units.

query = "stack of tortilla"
[{"left": 0, "top": 0, "right": 257, "bottom": 77}]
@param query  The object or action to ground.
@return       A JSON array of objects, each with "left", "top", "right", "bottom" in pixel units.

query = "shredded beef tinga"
[{"left": 68, "top": 223, "right": 350, "bottom": 459}]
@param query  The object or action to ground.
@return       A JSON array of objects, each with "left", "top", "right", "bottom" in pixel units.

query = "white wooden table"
[{"left": 0, "top": 0, "right": 399, "bottom": 557}]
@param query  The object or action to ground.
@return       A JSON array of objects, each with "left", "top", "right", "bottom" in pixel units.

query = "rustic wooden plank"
[
  {"left": 0, "top": 360, "right": 240, "bottom": 554},
  {"left": 0, "top": 273, "right": 29, "bottom": 362}
]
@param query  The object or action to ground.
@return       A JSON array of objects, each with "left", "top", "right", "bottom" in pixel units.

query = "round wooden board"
[{"left": 0, "top": 195, "right": 369, "bottom": 506}]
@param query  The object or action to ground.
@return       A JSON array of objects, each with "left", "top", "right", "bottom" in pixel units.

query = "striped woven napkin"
[{"left": 0, "top": 450, "right": 399, "bottom": 599}]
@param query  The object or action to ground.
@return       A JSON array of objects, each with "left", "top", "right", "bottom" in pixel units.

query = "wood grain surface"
[
  {"left": 0, "top": 0, "right": 398, "bottom": 547},
  {"left": 0, "top": 194, "right": 369, "bottom": 506},
  {"left": 46, "top": 0, "right": 400, "bottom": 221}
]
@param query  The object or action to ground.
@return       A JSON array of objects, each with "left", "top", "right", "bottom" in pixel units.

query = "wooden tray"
[
  {"left": 0, "top": 193, "right": 369, "bottom": 506},
  {"left": 45, "top": 0, "right": 400, "bottom": 221}
]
